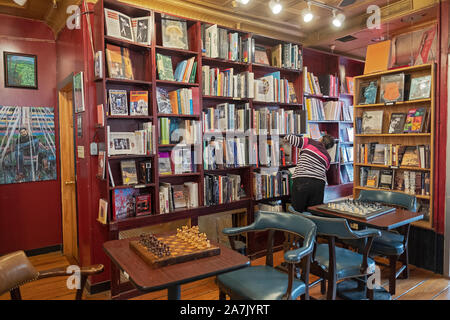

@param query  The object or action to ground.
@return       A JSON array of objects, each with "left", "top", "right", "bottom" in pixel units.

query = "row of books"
[
  {"left": 108, "top": 90, "right": 149, "bottom": 116},
  {"left": 159, "top": 182, "right": 199, "bottom": 214},
  {"left": 305, "top": 99, "right": 347, "bottom": 121},
  {"left": 340, "top": 164, "right": 354, "bottom": 183},
  {"left": 356, "top": 108, "right": 431, "bottom": 135},
  {"left": 253, "top": 43, "right": 302, "bottom": 70},
  {"left": 204, "top": 174, "right": 244, "bottom": 206},
  {"left": 357, "top": 143, "right": 430, "bottom": 168},
  {"left": 156, "top": 87, "right": 195, "bottom": 115},
  {"left": 202, "top": 67, "right": 254, "bottom": 98},
  {"left": 253, "top": 169, "right": 291, "bottom": 200},
  {"left": 202, "top": 24, "right": 251, "bottom": 63},
  {"left": 202, "top": 103, "right": 252, "bottom": 133},
  {"left": 340, "top": 145, "right": 354, "bottom": 163},
  {"left": 358, "top": 74, "right": 431, "bottom": 105},
  {"left": 156, "top": 54, "right": 197, "bottom": 83},
  {"left": 254, "top": 72, "right": 298, "bottom": 103},
  {"left": 158, "top": 148, "right": 198, "bottom": 175},
  {"left": 158, "top": 118, "right": 202, "bottom": 145},
  {"left": 107, "top": 124, "right": 155, "bottom": 156},
  {"left": 360, "top": 167, "right": 431, "bottom": 196},
  {"left": 203, "top": 137, "right": 257, "bottom": 170},
  {"left": 339, "top": 127, "right": 354, "bottom": 143},
  {"left": 111, "top": 189, "right": 152, "bottom": 221},
  {"left": 254, "top": 108, "right": 306, "bottom": 135},
  {"left": 303, "top": 67, "right": 339, "bottom": 97}
]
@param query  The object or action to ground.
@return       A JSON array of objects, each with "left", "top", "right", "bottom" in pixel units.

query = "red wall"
[{"left": 0, "top": 15, "right": 61, "bottom": 254}]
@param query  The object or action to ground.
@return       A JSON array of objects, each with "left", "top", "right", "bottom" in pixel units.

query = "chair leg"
[
  {"left": 389, "top": 255, "right": 398, "bottom": 296},
  {"left": 219, "top": 290, "right": 226, "bottom": 300},
  {"left": 320, "top": 278, "right": 327, "bottom": 294},
  {"left": 326, "top": 275, "right": 336, "bottom": 300},
  {"left": 10, "top": 288, "right": 21, "bottom": 300},
  {"left": 366, "top": 286, "right": 374, "bottom": 300},
  {"left": 399, "top": 250, "right": 409, "bottom": 279}
]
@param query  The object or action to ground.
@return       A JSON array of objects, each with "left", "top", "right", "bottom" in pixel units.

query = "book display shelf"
[
  {"left": 92, "top": 0, "right": 369, "bottom": 294},
  {"left": 303, "top": 48, "right": 364, "bottom": 201},
  {"left": 353, "top": 63, "right": 435, "bottom": 229}
]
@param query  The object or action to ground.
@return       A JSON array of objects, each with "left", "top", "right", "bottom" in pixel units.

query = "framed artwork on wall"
[
  {"left": 3, "top": 52, "right": 38, "bottom": 89},
  {"left": 73, "top": 72, "right": 85, "bottom": 113}
]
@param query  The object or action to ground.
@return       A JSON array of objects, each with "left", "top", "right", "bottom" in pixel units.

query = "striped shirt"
[{"left": 284, "top": 135, "right": 331, "bottom": 182}]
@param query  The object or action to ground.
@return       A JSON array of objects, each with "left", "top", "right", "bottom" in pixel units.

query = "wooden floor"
[{"left": 1, "top": 250, "right": 449, "bottom": 300}]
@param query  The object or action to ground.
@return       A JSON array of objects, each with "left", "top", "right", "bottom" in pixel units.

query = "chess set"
[
  {"left": 317, "top": 199, "right": 396, "bottom": 220},
  {"left": 129, "top": 225, "right": 220, "bottom": 268}
]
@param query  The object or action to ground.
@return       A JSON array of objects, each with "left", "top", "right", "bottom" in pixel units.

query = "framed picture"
[
  {"left": 161, "top": 14, "right": 189, "bottom": 50},
  {"left": 73, "top": 72, "right": 85, "bottom": 113},
  {"left": 108, "top": 131, "right": 136, "bottom": 155},
  {"left": 4, "top": 52, "right": 38, "bottom": 89}
]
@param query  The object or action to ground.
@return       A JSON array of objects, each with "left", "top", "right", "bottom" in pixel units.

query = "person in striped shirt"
[{"left": 283, "top": 134, "right": 335, "bottom": 213}]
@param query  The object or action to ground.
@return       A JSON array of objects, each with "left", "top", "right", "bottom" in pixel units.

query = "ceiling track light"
[
  {"left": 237, "top": 0, "right": 251, "bottom": 4},
  {"left": 13, "top": 0, "right": 27, "bottom": 6},
  {"left": 302, "top": 2, "right": 314, "bottom": 23},
  {"left": 332, "top": 9, "right": 345, "bottom": 28},
  {"left": 269, "top": 0, "right": 283, "bottom": 15}
]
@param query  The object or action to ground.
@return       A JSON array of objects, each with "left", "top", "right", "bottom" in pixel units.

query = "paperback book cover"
[
  {"left": 380, "top": 73, "right": 405, "bottom": 103},
  {"left": 112, "top": 188, "right": 137, "bottom": 220},
  {"left": 156, "top": 53, "right": 175, "bottom": 81},
  {"left": 129, "top": 91, "right": 148, "bottom": 115},
  {"left": 120, "top": 160, "right": 138, "bottom": 185},
  {"left": 105, "top": 44, "right": 134, "bottom": 80},
  {"left": 362, "top": 110, "right": 383, "bottom": 134},
  {"left": 403, "top": 108, "right": 426, "bottom": 133},
  {"left": 156, "top": 87, "right": 172, "bottom": 114},
  {"left": 161, "top": 14, "right": 189, "bottom": 50},
  {"left": 109, "top": 90, "right": 128, "bottom": 115},
  {"left": 388, "top": 113, "right": 407, "bottom": 134},
  {"left": 409, "top": 75, "right": 431, "bottom": 100}
]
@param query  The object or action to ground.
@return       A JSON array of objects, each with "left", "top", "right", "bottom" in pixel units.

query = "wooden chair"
[
  {"left": 356, "top": 189, "right": 417, "bottom": 295},
  {"left": 287, "top": 205, "right": 381, "bottom": 300},
  {"left": 0, "top": 250, "right": 104, "bottom": 300},
  {"left": 216, "top": 210, "right": 317, "bottom": 300}
]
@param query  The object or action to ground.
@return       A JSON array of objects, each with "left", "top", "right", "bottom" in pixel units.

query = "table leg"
[{"left": 167, "top": 285, "right": 181, "bottom": 300}]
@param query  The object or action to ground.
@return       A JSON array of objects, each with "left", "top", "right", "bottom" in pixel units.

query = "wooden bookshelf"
[{"left": 353, "top": 63, "right": 435, "bottom": 229}]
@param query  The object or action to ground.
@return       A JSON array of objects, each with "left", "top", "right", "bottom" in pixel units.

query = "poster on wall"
[
  {"left": 0, "top": 106, "right": 57, "bottom": 185},
  {"left": 73, "top": 72, "right": 85, "bottom": 113}
]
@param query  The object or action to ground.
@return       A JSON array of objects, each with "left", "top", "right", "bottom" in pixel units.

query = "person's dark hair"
[{"left": 321, "top": 134, "right": 335, "bottom": 150}]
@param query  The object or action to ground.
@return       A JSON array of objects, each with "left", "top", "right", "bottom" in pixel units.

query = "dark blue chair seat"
[
  {"left": 314, "top": 244, "right": 376, "bottom": 279},
  {"left": 371, "top": 230, "right": 405, "bottom": 256},
  {"left": 217, "top": 265, "right": 306, "bottom": 300}
]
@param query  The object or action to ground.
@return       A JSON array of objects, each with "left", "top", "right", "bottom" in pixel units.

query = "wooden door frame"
[{"left": 57, "top": 73, "right": 80, "bottom": 262}]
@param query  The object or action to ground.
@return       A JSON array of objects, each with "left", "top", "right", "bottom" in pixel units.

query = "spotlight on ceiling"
[
  {"left": 269, "top": 0, "right": 283, "bottom": 14},
  {"left": 302, "top": 2, "right": 314, "bottom": 23},
  {"left": 332, "top": 10, "right": 345, "bottom": 27},
  {"left": 13, "top": 0, "right": 27, "bottom": 6},
  {"left": 237, "top": 0, "right": 251, "bottom": 4}
]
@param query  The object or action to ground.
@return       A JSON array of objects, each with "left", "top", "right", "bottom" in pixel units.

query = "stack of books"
[{"left": 202, "top": 66, "right": 254, "bottom": 98}]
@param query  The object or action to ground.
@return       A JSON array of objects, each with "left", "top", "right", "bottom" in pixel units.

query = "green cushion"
[
  {"left": 314, "top": 244, "right": 376, "bottom": 279},
  {"left": 371, "top": 230, "right": 405, "bottom": 256},
  {"left": 216, "top": 265, "right": 306, "bottom": 300}
]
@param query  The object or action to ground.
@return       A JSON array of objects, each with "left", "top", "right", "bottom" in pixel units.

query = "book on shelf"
[
  {"left": 309, "top": 123, "right": 321, "bottom": 140},
  {"left": 403, "top": 108, "right": 427, "bottom": 133},
  {"left": 305, "top": 98, "right": 343, "bottom": 121},
  {"left": 158, "top": 152, "right": 173, "bottom": 175},
  {"left": 271, "top": 44, "right": 282, "bottom": 68},
  {"left": 184, "top": 182, "right": 199, "bottom": 208},
  {"left": 202, "top": 24, "right": 251, "bottom": 62},
  {"left": 173, "top": 57, "right": 196, "bottom": 83},
  {"left": 108, "top": 163, "right": 115, "bottom": 187},
  {"left": 94, "top": 51, "right": 103, "bottom": 79},
  {"left": 366, "top": 169, "right": 380, "bottom": 188},
  {"left": 172, "top": 146, "right": 196, "bottom": 174},
  {"left": 388, "top": 113, "right": 407, "bottom": 134},
  {"left": 105, "top": 44, "right": 134, "bottom": 80},
  {"left": 204, "top": 174, "right": 244, "bottom": 206},
  {"left": 202, "top": 102, "right": 251, "bottom": 133},
  {"left": 362, "top": 110, "right": 383, "bottom": 134},
  {"left": 254, "top": 72, "right": 299, "bottom": 103},
  {"left": 303, "top": 67, "right": 338, "bottom": 96},
  {"left": 380, "top": 73, "right": 405, "bottom": 103},
  {"left": 120, "top": 160, "right": 138, "bottom": 185},
  {"left": 135, "top": 194, "right": 151, "bottom": 216},
  {"left": 252, "top": 42, "right": 301, "bottom": 70},
  {"left": 156, "top": 87, "right": 172, "bottom": 114},
  {"left": 129, "top": 91, "right": 148, "bottom": 116},
  {"left": 203, "top": 136, "right": 255, "bottom": 169},
  {"left": 253, "top": 168, "right": 291, "bottom": 200},
  {"left": 379, "top": 169, "right": 394, "bottom": 189},
  {"left": 341, "top": 104, "right": 353, "bottom": 121},
  {"left": 254, "top": 45, "right": 270, "bottom": 65},
  {"left": 97, "top": 104, "right": 105, "bottom": 126},
  {"left": 390, "top": 170, "right": 431, "bottom": 196},
  {"left": 357, "top": 143, "right": 430, "bottom": 168},
  {"left": 97, "top": 150, "right": 106, "bottom": 179},
  {"left": 327, "top": 144, "right": 338, "bottom": 163},
  {"left": 202, "top": 66, "right": 255, "bottom": 99},
  {"left": 409, "top": 75, "right": 432, "bottom": 100},
  {"left": 414, "top": 25, "right": 437, "bottom": 66},
  {"left": 165, "top": 88, "right": 194, "bottom": 114},
  {"left": 161, "top": 14, "right": 189, "bottom": 50},
  {"left": 364, "top": 40, "right": 392, "bottom": 75},
  {"left": 138, "top": 160, "right": 152, "bottom": 184},
  {"left": 205, "top": 24, "right": 219, "bottom": 59},
  {"left": 345, "top": 164, "right": 353, "bottom": 182},
  {"left": 346, "top": 77, "right": 355, "bottom": 95},
  {"left": 159, "top": 181, "right": 199, "bottom": 213},
  {"left": 156, "top": 53, "right": 175, "bottom": 81},
  {"left": 112, "top": 188, "right": 138, "bottom": 220},
  {"left": 108, "top": 89, "right": 128, "bottom": 115},
  {"left": 253, "top": 107, "right": 305, "bottom": 135},
  {"left": 159, "top": 117, "right": 201, "bottom": 145},
  {"left": 357, "top": 80, "right": 378, "bottom": 105},
  {"left": 107, "top": 123, "right": 154, "bottom": 156},
  {"left": 97, "top": 199, "right": 108, "bottom": 225},
  {"left": 104, "top": 8, "right": 152, "bottom": 45}
]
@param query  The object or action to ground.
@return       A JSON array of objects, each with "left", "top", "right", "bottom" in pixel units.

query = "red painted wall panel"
[{"left": 0, "top": 16, "right": 60, "bottom": 255}]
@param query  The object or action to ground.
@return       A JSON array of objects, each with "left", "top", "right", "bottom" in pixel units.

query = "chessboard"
[
  {"left": 129, "top": 226, "right": 221, "bottom": 268},
  {"left": 316, "top": 199, "right": 396, "bottom": 220}
]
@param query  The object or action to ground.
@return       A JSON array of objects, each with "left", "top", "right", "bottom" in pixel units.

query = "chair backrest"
[
  {"left": 357, "top": 189, "right": 417, "bottom": 212},
  {"left": 0, "top": 251, "right": 38, "bottom": 296},
  {"left": 287, "top": 205, "right": 360, "bottom": 240},
  {"left": 252, "top": 210, "right": 317, "bottom": 250}
]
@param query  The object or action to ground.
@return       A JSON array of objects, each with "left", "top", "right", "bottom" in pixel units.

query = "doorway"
[{"left": 58, "top": 74, "right": 79, "bottom": 263}]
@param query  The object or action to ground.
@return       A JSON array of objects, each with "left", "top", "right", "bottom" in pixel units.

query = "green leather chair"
[
  {"left": 216, "top": 210, "right": 317, "bottom": 300},
  {"left": 357, "top": 189, "right": 417, "bottom": 295},
  {"left": 288, "top": 205, "right": 381, "bottom": 300}
]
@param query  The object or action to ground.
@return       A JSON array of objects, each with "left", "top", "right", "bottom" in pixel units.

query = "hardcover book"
[
  {"left": 156, "top": 87, "right": 172, "bottom": 114},
  {"left": 139, "top": 161, "right": 152, "bottom": 184},
  {"left": 364, "top": 40, "right": 391, "bottom": 75},
  {"left": 372, "top": 144, "right": 386, "bottom": 164},
  {"left": 409, "top": 75, "right": 431, "bottom": 100},
  {"left": 156, "top": 53, "right": 175, "bottom": 81},
  {"left": 254, "top": 45, "right": 270, "bottom": 65},
  {"left": 403, "top": 108, "right": 426, "bottom": 133},
  {"left": 129, "top": 91, "right": 148, "bottom": 115},
  {"left": 362, "top": 110, "right": 384, "bottom": 134},
  {"left": 172, "top": 184, "right": 188, "bottom": 209},
  {"left": 161, "top": 14, "right": 189, "bottom": 50},
  {"left": 105, "top": 44, "right": 134, "bottom": 80},
  {"left": 380, "top": 73, "right": 405, "bottom": 103},
  {"left": 366, "top": 169, "right": 380, "bottom": 188},
  {"left": 104, "top": 8, "right": 134, "bottom": 42},
  {"left": 379, "top": 169, "right": 394, "bottom": 189},
  {"left": 158, "top": 151, "right": 173, "bottom": 175},
  {"left": 120, "top": 160, "right": 138, "bottom": 185},
  {"left": 109, "top": 89, "right": 128, "bottom": 115},
  {"left": 400, "top": 146, "right": 420, "bottom": 167},
  {"left": 388, "top": 113, "right": 407, "bottom": 134},
  {"left": 94, "top": 51, "right": 103, "bottom": 79},
  {"left": 132, "top": 16, "right": 152, "bottom": 45},
  {"left": 358, "top": 80, "right": 378, "bottom": 105},
  {"left": 97, "top": 151, "right": 106, "bottom": 179},
  {"left": 135, "top": 194, "right": 151, "bottom": 216},
  {"left": 112, "top": 188, "right": 137, "bottom": 220}
]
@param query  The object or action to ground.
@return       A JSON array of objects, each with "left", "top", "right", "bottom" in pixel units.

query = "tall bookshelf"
[
  {"left": 353, "top": 63, "right": 435, "bottom": 230},
  {"left": 303, "top": 48, "right": 364, "bottom": 201}
]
